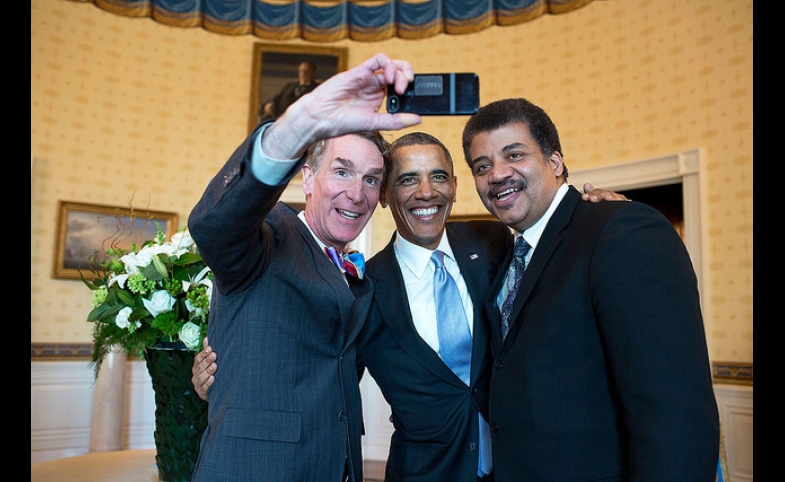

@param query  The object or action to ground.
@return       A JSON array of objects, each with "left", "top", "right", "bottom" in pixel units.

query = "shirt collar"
[
  {"left": 393, "top": 231, "right": 454, "bottom": 280},
  {"left": 298, "top": 210, "right": 332, "bottom": 253},
  {"left": 516, "top": 183, "right": 569, "bottom": 248}
]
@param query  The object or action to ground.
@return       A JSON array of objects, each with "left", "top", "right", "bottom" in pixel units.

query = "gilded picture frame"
[
  {"left": 248, "top": 43, "right": 348, "bottom": 133},
  {"left": 52, "top": 201, "right": 178, "bottom": 281}
]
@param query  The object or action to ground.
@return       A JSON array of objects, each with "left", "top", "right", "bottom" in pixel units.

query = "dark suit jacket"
[
  {"left": 487, "top": 186, "right": 720, "bottom": 482},
  {"left": 188, "top": 126, "right": 372, "bottom": 482},
  {"left": 358, "top": 221, "right": 512, "bottom": 481}
]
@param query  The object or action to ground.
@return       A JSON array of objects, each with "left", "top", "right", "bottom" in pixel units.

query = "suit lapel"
[
  {"left": 446, "top": 225, "right": 490, "bottom": 381},
  {"left": 287, "top": 207, "right": 360, "bottom": 349},
  {"left": 346, "top": 277, "right": 372, "bottom": 348},
  {"left": 370, "top": 238, "right": 465, "bottom": 386},
  {"left": 503, "top": 186, "right": 582, "bottom": 344}
]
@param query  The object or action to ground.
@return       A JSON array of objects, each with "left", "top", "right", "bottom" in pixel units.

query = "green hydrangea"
[
  {"left": 128, "top": 273, "right": 156, "bottom": 295},
  {"left": 187, "top": 284, "right": 210, "bottom": 311},
  {"left": 91, "top": 286, "right": 108, "bottom": 308}
]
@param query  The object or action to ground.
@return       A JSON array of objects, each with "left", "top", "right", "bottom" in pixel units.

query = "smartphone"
[{"left": 386, "top": 73, "right": 479, "bottom": 116}]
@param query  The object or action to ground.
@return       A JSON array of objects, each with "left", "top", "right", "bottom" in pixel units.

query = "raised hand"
[{"left": 261, "top": 53, "right": 422, "bottom": 161}]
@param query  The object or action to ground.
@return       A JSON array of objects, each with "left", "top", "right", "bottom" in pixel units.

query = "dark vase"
[{"left": 144, "top": 341, "right": 208, "bottom": 482}]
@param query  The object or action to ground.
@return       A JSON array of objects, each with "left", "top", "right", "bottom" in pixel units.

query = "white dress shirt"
[{"left": 393, "top": 231, "right": 474, "bottom": 354}]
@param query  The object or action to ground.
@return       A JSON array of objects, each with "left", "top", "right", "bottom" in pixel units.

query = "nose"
[
  {"left": 488, "top": 161, "right": 511, "bottom": 184},
  {"left": 345, "top": 177, "right": 365, "bottom": 202},
  {"left": 416, "top": 180, "right": 435, "bottom": 199}
]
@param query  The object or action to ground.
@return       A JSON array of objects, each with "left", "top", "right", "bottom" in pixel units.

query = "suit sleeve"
[
  {"left": 589, "top": 202, "right": 719, "bottom": 481},
  {"left": 188, "top": 124, "right": 306, "bottom": 294}
]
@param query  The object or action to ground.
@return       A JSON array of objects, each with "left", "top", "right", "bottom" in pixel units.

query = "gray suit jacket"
[{"left": 189, "top": 126, "right": 371, "bottom": 481}]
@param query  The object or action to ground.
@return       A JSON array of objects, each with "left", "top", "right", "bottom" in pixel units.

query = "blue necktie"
[
  {"left": 500, "top": 236, "right": 531, "bottom": 340},
  {"left": 431, "top": 250, "right": 492, "bottom": 476}
]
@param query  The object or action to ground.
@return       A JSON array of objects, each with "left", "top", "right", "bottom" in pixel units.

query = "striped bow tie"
[{"left": 325, "top": 246, "right": 365, "bottom": 279}]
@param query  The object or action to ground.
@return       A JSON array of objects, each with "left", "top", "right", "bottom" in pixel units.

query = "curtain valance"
[{"left": 71, "top": 0, "right": 597, "bottom": 42}]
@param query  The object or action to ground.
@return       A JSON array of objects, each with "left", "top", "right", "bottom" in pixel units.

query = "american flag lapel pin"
[{"left": 469, "top": 253, "right": 479, "bottom": 260}]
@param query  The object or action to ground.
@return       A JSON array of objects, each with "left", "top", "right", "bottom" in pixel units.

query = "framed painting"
[
  {"left": 248, "top": 43, "right": 348, "bottom": 133},
  {"left": 52, "top": 201, "right": 178, "bottom": 280}
]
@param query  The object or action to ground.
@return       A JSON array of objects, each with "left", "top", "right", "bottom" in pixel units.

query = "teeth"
[
  {"left": 338, "top": 209, "right": 359, "bottom": 219},
  {"left": 412, "top": 207, "right": 438, "bottom": 216},
  {"left": 496, "top": 188, "right": 518, "bottom": 199}
]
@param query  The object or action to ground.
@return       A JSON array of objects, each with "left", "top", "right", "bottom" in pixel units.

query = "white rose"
[
  {"left": 115, "top": 306, "right": 134, "bottom": 329},
  {"left": 143, "top": 290, "right": 176, "bottom": 317},
  {"left": 179, "top": 321, "right": 202, "bottom": 350},
  {"left": 170, "top": 230, "right": 194, "bottom": 251}
]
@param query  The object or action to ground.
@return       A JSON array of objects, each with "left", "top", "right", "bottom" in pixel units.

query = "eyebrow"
[
  {"left": 471, "top": 142, "right": 528, "bottom": 165},
  {"left": 502, "top": 142, "right": 527, "bottom": 152},
  {"left": 333, "top": 156, "right": 383, "bottom": 177},
  {"left": 395, "top": 167, "right": 449, "bottom": 182}
]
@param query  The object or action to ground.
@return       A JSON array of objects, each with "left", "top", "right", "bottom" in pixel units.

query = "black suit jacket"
[
  {"left": 358, "top": 221, "right": 512, "bottom": 481},
  {"left": 487, "top": 186, "right": 720, "bottom": 481},
  {"left": 189, "top": 125, "right": 371, "bottom": 482}
]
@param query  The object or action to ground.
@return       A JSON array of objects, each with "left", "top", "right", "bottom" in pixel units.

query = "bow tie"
[{"left": 325, "top": 246, "right": 365, "bottom": 279}]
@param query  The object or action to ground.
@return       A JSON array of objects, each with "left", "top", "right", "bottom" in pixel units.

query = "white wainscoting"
[
  {"left": 31, "top": 360, "right": 155, "bottom": 465},
  {"left": 31, "top": 359, "right": 394, "bottom": 465},
  {"left": 715, "top": 384, "right": 754, "bottom": 482},
  {"left": 360, "top": 373, "right": 393, "bottom": 461},
  {"left": 32, "top": 361, "right": 753, "bottom": 481}
]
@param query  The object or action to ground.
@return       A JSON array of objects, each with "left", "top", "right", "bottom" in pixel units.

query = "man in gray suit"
[{"left": 188, "top": 53, "right": 422, "bottom": 482}]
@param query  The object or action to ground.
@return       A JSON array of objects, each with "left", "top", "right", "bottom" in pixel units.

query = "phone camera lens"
[{"left": 388, "top": 96, "right": 399, "bottom": 113}]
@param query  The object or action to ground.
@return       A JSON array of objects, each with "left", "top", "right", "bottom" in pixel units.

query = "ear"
[
  {"left": 301, "top": 165, "right": 314, "bottom": 195},
  {"left": 452, "top": 175, "right": 458, "bottom": 202},
  {"left": 379, "top": 186, "right": 389, "bottom": 208},
  {"left": 549, "top": 152, "right": 565, "bottom": 177}
]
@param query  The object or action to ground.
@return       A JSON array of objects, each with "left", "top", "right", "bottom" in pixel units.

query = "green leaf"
[
  {"left": 87, "top": 303, "right": 122, "bottom": 322},
  {"left": 142, "top": 262, "right": 166, "bottom": 281},
  {"left": 116, "top": 288, "right": 138, "bottom": 307},
  {"left": 174, "top": 253, "right": 203, "bottom": 265},
  {"left": 152, "top": 253, "right": 169, "bottom": 279}
]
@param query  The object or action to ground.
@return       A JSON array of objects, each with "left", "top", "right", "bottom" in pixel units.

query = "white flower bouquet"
[{"left": 82, "top": 226, "right": 212, "bottom": 377}]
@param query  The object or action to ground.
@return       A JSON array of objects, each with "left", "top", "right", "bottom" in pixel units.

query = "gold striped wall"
[{"left": 31, "top": 0, "right": 753, "bottom": 367}]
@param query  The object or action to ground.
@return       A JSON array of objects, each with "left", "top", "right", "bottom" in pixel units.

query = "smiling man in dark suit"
[
  {"left": 357, "top": 132, "right": 512, "bottom": 481},
  {"left": 462, "top": 98, "right": 720, "bottom": 481}
]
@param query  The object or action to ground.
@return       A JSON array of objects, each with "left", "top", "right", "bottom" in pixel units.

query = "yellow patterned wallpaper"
[{"left": 31, "top": 0, "right": 752, "bottom": 363}]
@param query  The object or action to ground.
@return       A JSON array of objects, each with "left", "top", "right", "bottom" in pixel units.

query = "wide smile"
[
  {"left": 494, "top": 186, "right": 520, "bottom": 201},
  {"left": 337, "top": 208, "right": 361, "bottom": 220},
  {"left": 411, "top": 206, "right": 440, "bottom": 218}
]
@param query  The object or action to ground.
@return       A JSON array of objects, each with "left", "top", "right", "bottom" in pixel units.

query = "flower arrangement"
[{"left": 82, "top": 225, "right": 212, "bottom": 378}]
